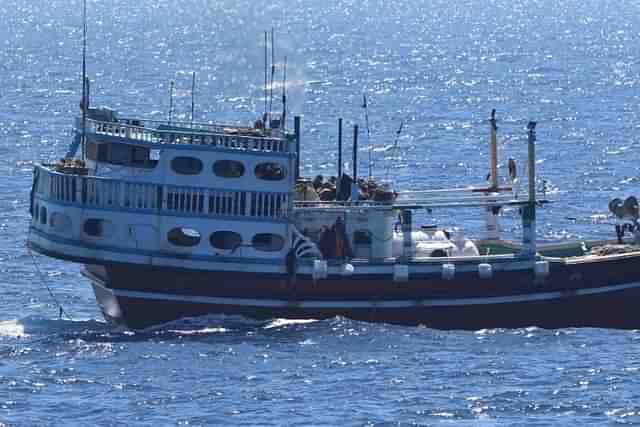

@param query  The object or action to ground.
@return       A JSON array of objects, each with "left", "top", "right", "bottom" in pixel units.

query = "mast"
[
  {"left": 489, "top": 109, "right": 499, "bottom": 189},
  {"left": 80, "top": 0, "right": 87, "bottom": 161},
  {"left": 522, "top": 121, "right": 537, "bottom": 257},
  {"left": 294, "top": 116, "right": 301, "bottom": 180},
  {"left": 353, "top": 124, "right": 359, "bottom": 181},
  {"left": 268, "top": 27, "right": 275, "bottom": 124},
  {"left": 337, "top": 118, "right": 343, "bottom": 178},
  {"left": 281, "top": 56, "right": 287, "bottom": 129},
  {"left": 190, "top": 71, "right": 196, "bottom": 125},
  {"left": 485, "top": 109, "right": 501, "bottom": 240},
  {"left": 263, "top": 31, "right": 268, "bottom": 126},
  {"left": 362, "top": 94, "right": 372, "bottom": 178}
]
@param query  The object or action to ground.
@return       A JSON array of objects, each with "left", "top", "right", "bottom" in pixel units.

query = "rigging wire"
[{"left": 26, "top": 242, "right": 73, "bottom": 321}]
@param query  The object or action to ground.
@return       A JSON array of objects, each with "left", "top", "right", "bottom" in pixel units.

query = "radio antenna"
[
  {"left": 268, "top": 27, "right": 276, "bottom": 124},
  {"left": 281, "top": 55, "right": 287, "bottom": 129},
  {"left": 263, "top": 31, "right": 268, "bottom": 126},
  {"left": 80, "top": 0, "right": 87, "bottom": 161},
  {"left": 190, "top": 71, "right": 196, "bottom": 125}
]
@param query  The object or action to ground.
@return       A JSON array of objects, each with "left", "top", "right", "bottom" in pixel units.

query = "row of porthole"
[
  {"left": 34, "top": 207, "right": 286, "bottom": 254},
  {"left": 168, "top": 227, "right": 285, "bottom": 252},
  {"left": 171, "top": 157, "right": 286, "bottom": 181}
]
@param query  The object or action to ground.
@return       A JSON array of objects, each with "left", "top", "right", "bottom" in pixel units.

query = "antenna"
[
  {"left": 268, "top": 27, "right": 276, "bottom": 124},
  {"left": 80, "top": 0, "right": 87, "bottom": 161},
  {"left": 263, "top": 31, "right": 268, "bottom": 126},
  {"left": 281, "top": 55, "right": 287, "bottom": 129},
  {"left": 362, "top": 93, "right": 372, "bottom": 178},
  {"left": 383, "top": 119, "right": 405, "bottom": 182},
  {"left": 190, "top": 71, "right": 196, "bottom": 125},
  {"left": 168, "top": 80, "right": 175, "bottom": 125}
]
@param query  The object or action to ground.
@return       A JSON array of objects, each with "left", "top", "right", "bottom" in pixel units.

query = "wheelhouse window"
[
  {"left": 86, "top": 141, "right": 157, "bottom": 168},
  {"left": 171, "top": 156, "right": 203, "bottom": 175},
  {"left": 210, "top": 231, "right": 242, "bottom": 250},
  {"left": 255, "top": 162, "right": 286, "bottom": 181},
  {"left": 252, "top": 233, "right": 285, "bottom": 252},
  {"left": 167, "top": 227, "right": 201, "bottom": 247},
  {"left": 213, "top": 160, "right": 245, "bottom": 178},
  {"left": 109, "top": 143, "right": 130, "bottom": 165}
]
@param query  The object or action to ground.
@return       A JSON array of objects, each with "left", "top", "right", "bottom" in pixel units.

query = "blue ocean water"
[{"left": 2, "top": 0, "right": 640, "bottom": 424}]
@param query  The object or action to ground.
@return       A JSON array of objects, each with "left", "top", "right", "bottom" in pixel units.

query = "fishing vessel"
[
  {"left": 25, "top": 10, "right": 640, "bottom": 329},
  {"left": 25, "top": 84, "right": 640, "bottom": 330}
]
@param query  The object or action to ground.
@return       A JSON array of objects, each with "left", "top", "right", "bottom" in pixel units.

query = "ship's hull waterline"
[{"left": 82, "top": 257, "right": 640, "bottom": 330}]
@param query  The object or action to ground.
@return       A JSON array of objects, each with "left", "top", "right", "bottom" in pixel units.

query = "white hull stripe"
[{"left": 103, "top": 281, "right": 640, "bottom": 309}]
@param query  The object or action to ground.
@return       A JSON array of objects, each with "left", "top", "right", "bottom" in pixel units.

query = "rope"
[{"left": 26, "top": 244, "right": 73, "bottom": 321}]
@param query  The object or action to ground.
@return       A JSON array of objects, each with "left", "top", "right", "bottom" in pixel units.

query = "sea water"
[{"left": 1, "top": 0, "right": 640, "bottom": 425}]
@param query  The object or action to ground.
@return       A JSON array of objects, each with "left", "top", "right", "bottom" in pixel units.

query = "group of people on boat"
[{"left": 295, "top": 174, "right": 396, "bottom": 203}]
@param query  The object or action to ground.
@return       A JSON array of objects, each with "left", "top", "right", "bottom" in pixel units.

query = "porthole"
[
  {"left": 50, "top": 213, "right": 72, "bottom": 233},
  {"left": 252, "top": 233, "right": 285, "bottom": 252},
  {"left": 83, "top": 218, "right": 113, "bottom": 237},
  {"left": 171, "top": 156, "right": 203, "bottom": 175},
  {"left": 255, "top": 162, "right": 286, "bottom": 181},
  {"left": 168, "top": 227, "right": 201, "bottom": 247},
  {"left": 40, "top": 206, "right": 47, "bottom": 225},
  {"left": 213, "top": 160, "right": 245, "bottom": 178},
  {"left": 210, "top": 231, "right": 242, "bottom": 250}
]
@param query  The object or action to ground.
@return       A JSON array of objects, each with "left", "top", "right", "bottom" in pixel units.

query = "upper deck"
[{"left": 80, "top": 115, "right": 295, "bottom": 155}]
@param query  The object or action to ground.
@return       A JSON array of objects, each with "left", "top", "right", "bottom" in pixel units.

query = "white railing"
[
  {"left": 34, "top": 165, "right": 288, "bottom": 220},
  {"left": 85, "top": 118, "right": 291, "bottom": 153}
]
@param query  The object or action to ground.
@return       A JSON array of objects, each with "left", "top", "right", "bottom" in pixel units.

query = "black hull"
[{"left": 83, "top": 259, "right": 640, "bottom": 330}]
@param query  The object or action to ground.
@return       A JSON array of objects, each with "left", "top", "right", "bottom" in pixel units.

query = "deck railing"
[
  {"left": 35, "top": 165, "right": 288, "bottom": 220},
  {"left": 85, "top": 118, "right": 291, "bottom": 153}
]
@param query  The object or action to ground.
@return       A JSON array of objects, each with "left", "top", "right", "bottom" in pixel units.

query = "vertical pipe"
[
  {"left": 353, "top": 124, "right": 359, "bottom": 181},
  {"left": 528, "top": 121, "right": 536, "bottom": 204},
  {"left": 486, "top": 109, "right": 500, "bottom": 240},
  {"left": 490, "top": 109, "right": 498, "bottom": 189},
  {"left": 294, "top": 116, "right": 301, "bottom": 180},
  {"left": 337, "top": 118, "right": 343, "bottom": 178},
  {"left": 522, "top": 121, "right": 537, "bottom": 257}
]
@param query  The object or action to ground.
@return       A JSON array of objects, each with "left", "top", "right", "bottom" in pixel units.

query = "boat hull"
[{"left": 83, "top": 259, "right": 640, "bottom": 330}]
